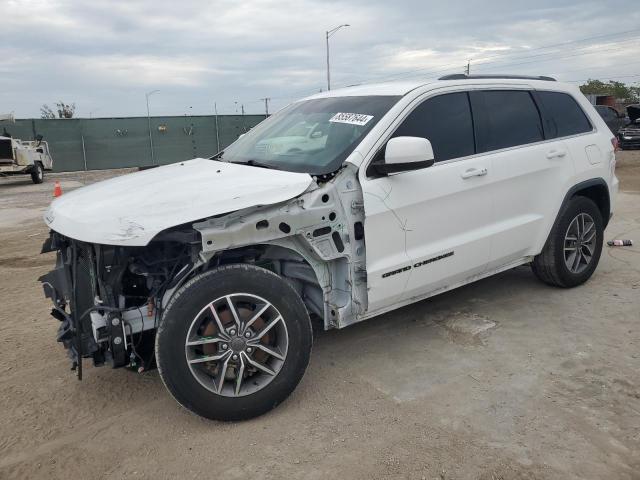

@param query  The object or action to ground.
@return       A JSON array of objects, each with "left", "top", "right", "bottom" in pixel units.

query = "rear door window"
[
  {"left": 470, "top": 90, "right": 544, "bottom": 153},
  {"left": 535, "top": 91, "right": 592, "bottom": 138},
  {"left": 391, "top": 92, "right": 475, "bottom": 162}
]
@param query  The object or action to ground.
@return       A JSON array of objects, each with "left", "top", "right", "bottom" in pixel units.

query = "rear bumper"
[{"left": 609, "top": 175, "right": 619, "bottom": 224}]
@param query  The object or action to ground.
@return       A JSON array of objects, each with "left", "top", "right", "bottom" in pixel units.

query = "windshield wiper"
[
  {"left": 210, "top": 153, "right": 278, "bottom": 170},
  {"left": 232, "top": 159, "right": 278, "bottom": 170}
]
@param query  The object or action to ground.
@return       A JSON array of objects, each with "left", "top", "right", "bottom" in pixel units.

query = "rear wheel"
[
  {"left": 31, "top": 162, "right": 44, "bottom": 184},
  {"left": 532, "top": 196, "right": 603, "bottom": 288},
  {"left": 156, "top": 264, "right": 312, "bottom": 420}
]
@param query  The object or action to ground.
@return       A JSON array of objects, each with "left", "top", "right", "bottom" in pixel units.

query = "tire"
[
  {"left": 156, "top": 264, "right": 313, "bottom": 421},
  {"left": 532, "top": 196, "right": 604, "bottom": 288},
  {"left": 31, "top": 162, "right": 44, "bottom": 184}
]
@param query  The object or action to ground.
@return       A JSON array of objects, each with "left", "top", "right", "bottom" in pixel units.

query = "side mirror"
[
  {"left": 35, "top": 134, "right": 43, "bottom": 142},
  {"left": 374, "top": 136, "right": 435, "bottom": 175}
]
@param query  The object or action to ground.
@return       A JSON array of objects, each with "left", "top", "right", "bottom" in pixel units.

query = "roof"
[
  {"left": 302, "top": 76, "right": 575, "bottom": 101},
  {"left": 304, "top": 81, "right": 432, "bottom": 99}
]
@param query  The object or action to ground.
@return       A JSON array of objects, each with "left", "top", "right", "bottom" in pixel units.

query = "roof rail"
[{"left": 439, "top": 74, "right": 556, "bottom": 82}]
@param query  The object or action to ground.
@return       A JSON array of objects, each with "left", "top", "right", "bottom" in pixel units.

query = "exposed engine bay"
[{"left": 39, "top": 233, "right": 196, "bottom": 376}]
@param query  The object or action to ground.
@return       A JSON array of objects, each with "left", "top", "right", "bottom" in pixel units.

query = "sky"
[{"left": 1, "top": 0, "right": 639, "bottom": 118}]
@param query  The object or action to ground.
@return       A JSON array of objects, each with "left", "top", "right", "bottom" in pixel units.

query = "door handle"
[
  {"left": 546, "top": 149, "right": 567, "bottom": 159},
  {"left": 461, "top": 167, "right": 488, "bottom": 179}
]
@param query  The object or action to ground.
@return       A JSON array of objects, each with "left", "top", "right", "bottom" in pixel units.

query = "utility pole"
[
  {"left": 214, "top": 102, "right": 220, "bottom": 153},
  {"left": 465, "top": 60, "right": 471, "bottom": 76},
  {"left": 145, "top": 90, "right": 160, "bottom": 165},
  {"left": 261, "top": 97, "right": 271, "bottom": 117},
  {"left": 325, "top": 24, "right": 350, "bottom": 91}
]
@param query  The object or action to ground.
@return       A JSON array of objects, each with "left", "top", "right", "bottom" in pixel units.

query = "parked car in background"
[
  {"left": 0, "top": 135, "right": 53, "bottom": 183},
  {"left": 594, "top": 105, "right": 627, "bottom": 134},
  {"left": 40, "top": 74, "right": 618, "bottom": 421},
  {"left": 618, "top": 104, "right": 640, "bottom": 149}
]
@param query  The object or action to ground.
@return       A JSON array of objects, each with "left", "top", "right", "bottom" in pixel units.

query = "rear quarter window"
[{"left": 535, "top": 91, "right": 593, "bottom": 138}]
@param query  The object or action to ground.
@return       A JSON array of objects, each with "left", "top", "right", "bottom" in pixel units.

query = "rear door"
[{"left": 470, "top": 89, "right": 578, "bottom": 269}]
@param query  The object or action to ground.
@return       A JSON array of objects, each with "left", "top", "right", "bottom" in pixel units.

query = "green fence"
[{"left": 0, "top": 115, "right": 266, "bottom": 172}]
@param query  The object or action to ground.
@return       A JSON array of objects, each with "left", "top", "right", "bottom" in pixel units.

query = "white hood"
[{"left": 44, "top": 158, "right": 313, "bottom": 246}]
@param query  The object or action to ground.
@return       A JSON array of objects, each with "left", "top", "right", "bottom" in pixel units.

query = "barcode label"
[{"left": 329, "top": 112, "right": 374, "bottom": 126}]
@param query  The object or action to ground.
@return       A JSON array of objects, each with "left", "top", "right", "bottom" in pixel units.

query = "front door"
[{"left": 361, "top": 91, "right": 494, "bottom": 313}]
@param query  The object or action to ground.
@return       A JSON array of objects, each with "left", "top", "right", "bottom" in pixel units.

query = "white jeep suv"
[{"left": 40, "top": 74, "right": 619, "bottom": 420}]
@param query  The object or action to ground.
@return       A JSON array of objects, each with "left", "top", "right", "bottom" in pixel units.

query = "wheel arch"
[
  {"left": 162, "top": 241, "right": 329, "bottom": 325},
  {"left": 536, "top": 178, "right": 610, "bottom": 258},
  {"left": 564, "top": 178, "right": 611, "bottom": 229},
  {"left": 216, "top": 242, "right": 327, "bottom": 322}
]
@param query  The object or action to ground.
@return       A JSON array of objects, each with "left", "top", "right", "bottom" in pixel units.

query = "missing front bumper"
[{"left": 39, "top": 235, "right": 104, "bottom": 377}]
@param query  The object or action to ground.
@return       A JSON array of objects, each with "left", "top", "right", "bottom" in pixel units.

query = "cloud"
[
  {"left": 1, "top": 0, "right": 639, "bottom": 117},
  {"left": 68, "top": 55, "right": 232, "bottom": 87}
]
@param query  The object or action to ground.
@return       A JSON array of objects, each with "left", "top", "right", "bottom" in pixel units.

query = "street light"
[
  {"left": 145, "top": 90, "right": 160, "bottom": 165},
  {"left": 326, "top": 24, "right": 350, "bottom": 91}
]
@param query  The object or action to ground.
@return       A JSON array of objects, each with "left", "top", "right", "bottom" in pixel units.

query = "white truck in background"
[{"left": 0, "top": 134, "right": 53, "bottom": 184}]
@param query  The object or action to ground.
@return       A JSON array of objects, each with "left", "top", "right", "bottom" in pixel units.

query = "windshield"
[{"left": 216, "top": 95, "right": 400, "bottom": 175}]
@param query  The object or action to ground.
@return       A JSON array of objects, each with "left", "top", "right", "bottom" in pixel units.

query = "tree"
[
  {"left": 40, "top": 101, "right": 76, "bottom": 119},
  {"left": 56, "top": 101, "right": 75, "bottom": 118},
  {"left": 40, "top": 104, "right": 56, "bottom": 119},
  {"left": 580, "top": 79, "right": 639, "bottom": 102}
]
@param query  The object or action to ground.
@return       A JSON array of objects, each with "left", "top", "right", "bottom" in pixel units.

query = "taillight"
[
  {"left": 610, "top": 137, "right": 617, "bottom": 176},
  {"left": 611, "top": 136, "right": 620, "bottom": 151}
]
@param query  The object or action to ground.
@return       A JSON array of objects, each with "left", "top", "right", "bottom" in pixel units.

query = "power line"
[
  {"left": 565, "top": 73, "right": 640, "bottom": 83},
  {"left": 249, "top": 33, "right": 639, "bottom": 106},
  {"left": 349, "top": 28, "right": 640, "bottom": 66},
  {"left": 472, "top": 39, "right": 640, "bottom": 73},
  {"left": 234, "top": 31, "right": 640, "bottom": 112},
  {"left": 338, "top": 35, "right": 640, "bottom": 86},
  {"left": 334, "top": 30, "right": 640, "bottom": 85}
]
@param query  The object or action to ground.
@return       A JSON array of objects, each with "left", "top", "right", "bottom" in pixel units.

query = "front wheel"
[
  {"left": 156, "top": 264, "right": 313, "bottom": 420},
  {"left": 31, "top": 162, "right": 44, "bottom": 184},
  {"left": 532, "top": 196, "right": 604, "bottom": 288}
]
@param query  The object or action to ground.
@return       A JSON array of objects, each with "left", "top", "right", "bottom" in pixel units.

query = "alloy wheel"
[
  {"left": 185, "top": 293, "right": 288, "bottom": 397},
  {"left": 563, "top": 213, "right": 597, "bottom": 274}
]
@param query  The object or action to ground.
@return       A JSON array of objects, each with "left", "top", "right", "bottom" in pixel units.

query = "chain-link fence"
[{"left": 0, "top": 115, "right": 266, "bottom": 172}]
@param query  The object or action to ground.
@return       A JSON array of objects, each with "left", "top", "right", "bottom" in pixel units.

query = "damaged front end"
[
  {"left": 38, "top": 159, "right": 370, "bottom": 382},
  {"left": 39, "top": 231, "right": 196, "bottom": 377}
]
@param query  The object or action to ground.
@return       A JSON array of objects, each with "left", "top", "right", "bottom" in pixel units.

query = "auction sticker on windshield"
[{"left": 329, "top": 112, "right": 374, "bottom": 126}]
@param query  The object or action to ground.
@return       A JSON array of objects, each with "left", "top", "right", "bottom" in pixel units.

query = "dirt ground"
[{"left": 1, "top": 153, "right": 639, "bottom": 480}]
